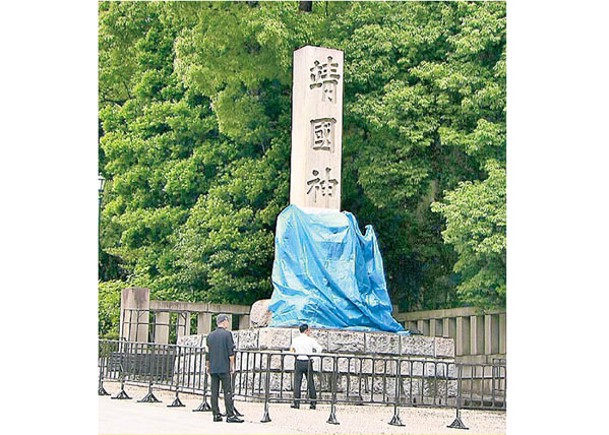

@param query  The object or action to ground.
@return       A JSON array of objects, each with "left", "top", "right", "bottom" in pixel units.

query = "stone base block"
[
  {"left": 177, "top": 334, "right": 205, "bottom": 347},
  {"left": 434, "top": 337, "right": 455, "bottom": 358},
  {"left": 178, "top": 327, "right": 456, "bottom": 399},
  {"left": 234, "top": 327, "right": 454, "bottom": 358},
  {"left": 179, "top": 327, "right": 454, "bottom": 359},
  {"left": 258, "top": 327, "right": 293, "bottom": 350}
]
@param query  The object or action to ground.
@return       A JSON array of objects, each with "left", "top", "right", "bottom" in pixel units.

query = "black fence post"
[
  {"left": 98, "top": 347, "right": 110, "bottom": 396},
  {"left": 260, "top": 352, "right": 272, "bottom": 423},
  {"left": 326, "top": 356, "right": 339, "bottom": 425},
  {"left": 232, "top": 370, "right": 244, "bottom": 416},
  {"left": 138, "top": 343, "right": 161, "bottom": 403},
  {"left": 447, "top": 364, "right": 469, "bottom": 430},
  {"left": 168, "top": 390, "right": 185, "bottom": 408},
  {"left": 193, "top": 356, "right": 212, "bottom": 412},
  {"left": 112, "top": 340, "right": 132, "bottom": 400},
  {"left": 168, "top": 345, "right": 185, "bottom": 407},
  {"left": 138, "top": 381, "right": 161, "bottom": 403},
  {"left": 388, "top": 359, "right": 405, "bottom": 426}
]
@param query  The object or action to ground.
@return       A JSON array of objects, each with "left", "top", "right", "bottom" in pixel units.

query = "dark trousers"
[
  {"left": 210, "top": 372, "right": 235, "bottom": 417},
  {"left": 294, "top": 359, "right": 316, "bottom": 406}
]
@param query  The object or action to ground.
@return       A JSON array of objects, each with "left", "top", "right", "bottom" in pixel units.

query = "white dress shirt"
[{"left": 291, "top": 333, "right": 323, "bottom": 360}]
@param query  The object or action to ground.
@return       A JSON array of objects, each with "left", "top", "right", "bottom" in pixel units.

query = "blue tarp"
[{"left": 268, "top": 205, "right": 404, "bottom": 332}]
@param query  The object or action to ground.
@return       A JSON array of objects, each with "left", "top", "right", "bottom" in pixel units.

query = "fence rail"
[
  {"left": 395, "top": 307, "right": 506, "bottom": 361},
  {"left": 98, "top": 339, "right": 506, "bottom": 428},
  {"left": 118, "top": 288, "right": 251, "bottom": 344},
  {"left": 117, "top": 289, "right": 506, "bottom": 367}
]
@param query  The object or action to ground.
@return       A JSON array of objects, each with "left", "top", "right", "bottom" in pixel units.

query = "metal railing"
[{"left": 98, "top": 339, "right": 506, "bottom": 429}]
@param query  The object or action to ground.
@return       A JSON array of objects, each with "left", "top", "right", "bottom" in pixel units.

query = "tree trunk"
[{"left": 298, "top": 1, "right": 313, "bottom": 13}]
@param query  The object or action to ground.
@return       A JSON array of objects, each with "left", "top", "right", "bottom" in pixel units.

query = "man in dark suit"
[{"left": 206, "top": 314, "right": 243, "bottom": 423}]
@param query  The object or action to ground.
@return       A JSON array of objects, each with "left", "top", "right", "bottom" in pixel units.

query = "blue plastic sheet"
[{"left": 268, "top": 205, "right": 404, "bottom": 332}]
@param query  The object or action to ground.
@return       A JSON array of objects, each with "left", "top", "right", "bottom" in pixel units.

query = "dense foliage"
[{"left": 98, "top": 1, "right": 506, "bottom": 335}]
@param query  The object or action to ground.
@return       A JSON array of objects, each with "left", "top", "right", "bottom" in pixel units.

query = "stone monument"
[
  {"left": 179, "top": 46, "right": 455, "bottom": 397},
  {"left": 290, "top": 46, "right": 344, "bottom": 211},
  {"left": 247, "top": 46, "right": 348, "bottom": 329}
]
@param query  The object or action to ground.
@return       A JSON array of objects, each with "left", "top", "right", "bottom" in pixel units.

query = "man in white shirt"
[{"left": 289, "top": 323, "right": 322, "bottom": 409}]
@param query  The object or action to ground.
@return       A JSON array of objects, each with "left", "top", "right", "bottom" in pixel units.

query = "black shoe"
[
  {"left": 290, "top": 404, "right": 299, "bottom": 409},
  {"left": 226, "top": 416, "right": 244, "bottom": 423},
  {"left": 213, "top": 415, "right": 223, "bottom": 422},
  {"left": 309, "top": 404, "right": 316, "bottom": 410}
]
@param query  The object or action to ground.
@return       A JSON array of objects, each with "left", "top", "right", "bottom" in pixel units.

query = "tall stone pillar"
[
  {"left": 430, "top": 319, "right": 443, "bottom": 337},
  {"left": 238, "top": 314, "right": 251, "bottom": 330},
  {"left": 470, "top": 315, "right": 485, "bottom": 355},
  {"left": 119, "top": 287, "right": 150, "bottom": 342},
  {"left": 499, "top": 312, "right": 507, "bottom": 355},
  {"left": 176, "top": 312, "right": 191, "bottom": 339},
  {"left": 485, "top": 314, "right": 500, "bottom": 355},
  {"left": 154, "top": 311, "right": 170, "bottom": 344},
  {"left": 290, "top": 46, "right": 344, "bottom": 211},
  {"left": 197, "top": 312, "right": 212, "bottom": 335},
  {"left": 456, "top": 316, "right": 471, "bottom": 356},
  {"left": 417, "top": 319, "right": 430, "bottom": 335},
  {"left": 442, "top": 317, "right": 456, "bottom": 339}
]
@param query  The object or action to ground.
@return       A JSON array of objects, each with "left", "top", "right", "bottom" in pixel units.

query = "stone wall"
[{"left": 233, "top": 327, "right": 454, "bottom": 359}]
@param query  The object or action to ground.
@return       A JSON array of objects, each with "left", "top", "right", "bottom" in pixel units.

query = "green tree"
[
  {"left": 328, "top": 1, "right": 506, "bottom": 309},
  {"left": 98, "top": 280, "right": 123, "bottom": 338},
  {"left": 98, "top": 1, "right": 507, "bottom": 330},
  {"left": 431, "top": 161, "right": 506, "bottom": 309}
]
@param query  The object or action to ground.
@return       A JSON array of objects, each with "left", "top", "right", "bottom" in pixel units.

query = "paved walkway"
[{"left": 99, "top": 382, "right": 505, "bottom": 435}]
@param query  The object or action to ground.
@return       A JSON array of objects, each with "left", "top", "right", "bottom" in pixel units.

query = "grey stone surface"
[
  {"left": 177, "top": 334, "right": 205, "bottom": 347},
  {"left": 235, "top": 328, "right": 454, "bottom": 373},
  {"left": 234, "top": 367, "right": 459, "bottom": 403},
  {"left": 259, "top": 352, "right": 294, "bottom": 371},
  {"left": 319, "top": 357, "right": 373, "bottom": 374},
  {"left": 175, "top": 328, "right": 457, "bottom": 399},
  {"left": 234, "top": 328, "right": 444, "bottom": 360},
  {"left": 259, "top": 327, "right": 293, "bottom": 350},
  {"left": 326, "top": 330, "right": 365, "bottom": 353},
  {"left": 172, "top": 352, "right": 206, "bottom": 388},
  {"left": 290, "top": 46, "right": 345, "bottom": 211},
  {"left": 365, "top": 331, "right": 401, "bottom": 355},
  {"left": 434, "top": 337, "right": 455, "bottom": 358},
  {"left": 401, "top": 335, "right": 434, "bottom": 356},
  {"left": 372, "top": 358, "right": 398, "bottom": 375},
  {"left": 398, "top": 359, "right": 456, "bottom": 378},
  {"left": 249, "top": 299, "right": 273, "bottom": 327},
  {"left": 269, "top": 373, "right": 294, "bottom": 392},
  {"left": 236, "top": 328, "right": 259, "bottom": 350}
]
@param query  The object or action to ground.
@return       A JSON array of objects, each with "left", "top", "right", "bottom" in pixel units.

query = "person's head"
[
  {"left": 216, "top": 314, "right": 230, "bottom": 328},
  {"left": 299, "top": 323, "right": 309, "bottom": 334}
]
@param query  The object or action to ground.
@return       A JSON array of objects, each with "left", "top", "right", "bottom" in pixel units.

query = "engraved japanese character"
[
  {"left": 311, "top": 118, "right": 336, "bottom": 152},
  {"left": 309, "top": 56, "right": 340, "bottom": 103},
  {"left": 306, "top": 167, "right": 339, "bottom": 202}
]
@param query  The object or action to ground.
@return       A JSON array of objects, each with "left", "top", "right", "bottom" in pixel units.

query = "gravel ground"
[{"left": 99, "top": 381, "right": 505, "bottom": 435}]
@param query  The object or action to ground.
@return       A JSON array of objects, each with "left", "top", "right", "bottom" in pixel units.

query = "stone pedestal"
[
  {"left": 178, "top": 327, "right": 456, "bottom": 401},
  {"left": 232, "top": 327, "right": 454, "bottom": 359},
  {"left": 179, "top": 327, "right": 454, "bottom": 360}
]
